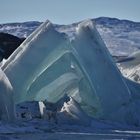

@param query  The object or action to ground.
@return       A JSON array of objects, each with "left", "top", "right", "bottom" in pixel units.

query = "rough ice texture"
[
  {"left": 59, "top": 97, "right": 92, "bottom": 125},
  {"left": 1, "top": 20, "right": 140, "bottom": 125},
  {"left": 118, "top": 51, "right": 140, "bottom": 84}
]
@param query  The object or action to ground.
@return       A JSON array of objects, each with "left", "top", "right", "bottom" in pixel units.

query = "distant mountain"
[
  {"left": 0, "top": 17, "right": 140, "bottom": 56},
  {"left": 0, "top": 21, "right": 41, "bottom": 38},
  {"left": 95, "top": 17, "right": 140, "bottom": 56}
]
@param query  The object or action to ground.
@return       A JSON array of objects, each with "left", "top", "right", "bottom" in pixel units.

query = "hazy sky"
[{"left": 0, "top": 0, "right": 140, "bottom": 24}]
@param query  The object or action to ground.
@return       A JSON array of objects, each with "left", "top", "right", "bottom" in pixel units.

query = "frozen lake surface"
[{"left": 1, "top": 120, "right": 140, "bottom": 140}]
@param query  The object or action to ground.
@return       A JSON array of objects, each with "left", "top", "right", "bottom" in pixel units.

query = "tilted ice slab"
[
  {"left": 1, "top": 20, "right": 136, "bottom": 123},
  {"left": 72, "top": 20, "right": 132, "bottom": 119},
  {"left": 2, "top": 20, "right": 72, "bottom": 103},
  {"left": 0, "top": 68, "right": 15, "bottom": 121}
]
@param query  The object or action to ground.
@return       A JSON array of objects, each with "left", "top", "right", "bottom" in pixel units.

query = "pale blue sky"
[{"left": 0, "top": 0, "right": 140, "bottom": 24}]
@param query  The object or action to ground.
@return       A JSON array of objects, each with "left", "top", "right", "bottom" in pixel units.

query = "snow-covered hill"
[{"left": 0, "top": 17, "right": 140, "bottom": 56}]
